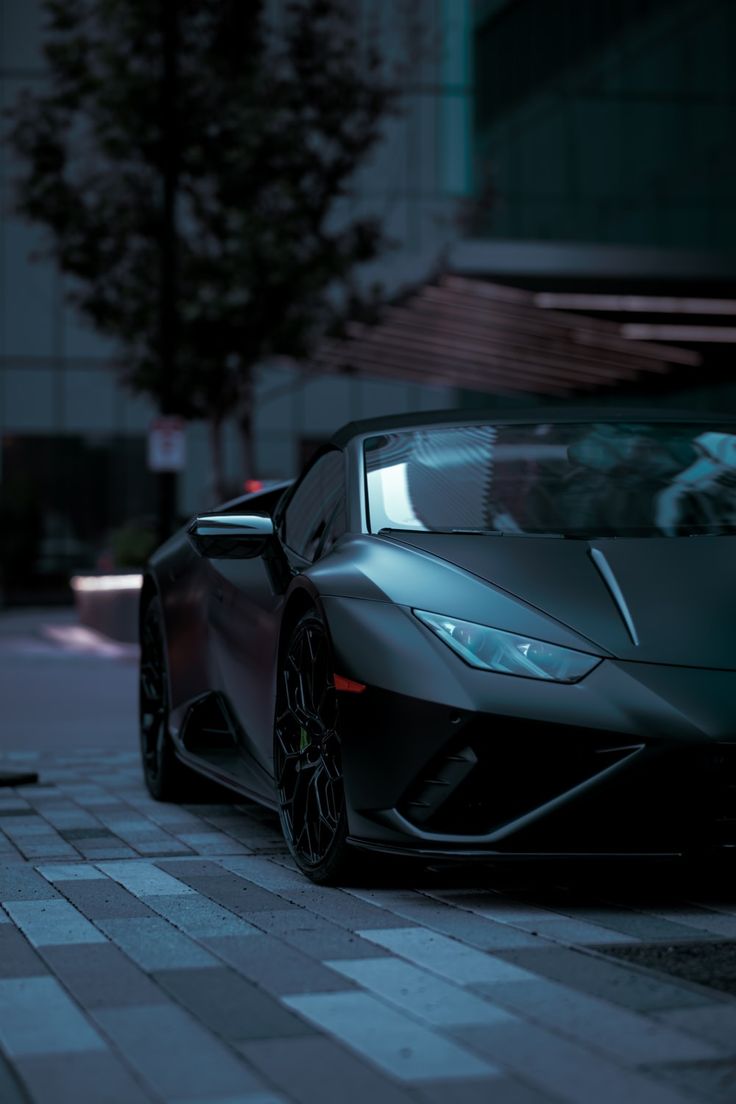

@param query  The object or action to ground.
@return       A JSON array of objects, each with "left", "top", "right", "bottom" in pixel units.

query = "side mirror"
[{"left": 187, "top": 513, "right": 274, "bottom": 559}]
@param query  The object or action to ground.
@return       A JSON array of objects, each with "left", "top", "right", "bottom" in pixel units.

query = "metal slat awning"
[{"left": 314, "top": 275, "right": 702, "bottom": 397}]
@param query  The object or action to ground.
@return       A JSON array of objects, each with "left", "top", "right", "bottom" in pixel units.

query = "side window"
[{"left": 281, "top": 451, "right": 346, "bottom": 561}]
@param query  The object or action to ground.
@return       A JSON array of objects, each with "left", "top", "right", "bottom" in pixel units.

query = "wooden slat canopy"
[{"left": 314, "top": 275, "right": 702, "bottom": 397}]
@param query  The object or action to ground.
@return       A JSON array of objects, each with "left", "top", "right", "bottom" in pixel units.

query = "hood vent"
[{"left": 589, "top": 547, "right": 640, "bottom": 647}]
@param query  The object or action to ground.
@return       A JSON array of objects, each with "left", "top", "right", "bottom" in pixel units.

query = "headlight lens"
[{"left": 414, "top": 610, "right": 601, "bottom": 683}]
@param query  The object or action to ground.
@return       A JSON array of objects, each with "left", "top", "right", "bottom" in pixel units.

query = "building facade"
[
  {"left": 0, "top": 0, "right": 473, "bottom": 592},
  {"left": 2, "top": 0, "right": 734, "bottom": 596}
]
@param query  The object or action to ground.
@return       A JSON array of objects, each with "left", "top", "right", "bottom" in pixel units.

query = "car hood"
[{"left": 388, "top": 532, "right": 736, "bottom": 668}]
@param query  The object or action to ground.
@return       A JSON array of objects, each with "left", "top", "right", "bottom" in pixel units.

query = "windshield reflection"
[{"left": 364, "top": 422, "right": 736, "bottom": 538}]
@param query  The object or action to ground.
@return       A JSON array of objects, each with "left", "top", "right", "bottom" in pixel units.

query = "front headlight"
[{"left": 414, "top": 610, "right": 601, "bottom": 683}]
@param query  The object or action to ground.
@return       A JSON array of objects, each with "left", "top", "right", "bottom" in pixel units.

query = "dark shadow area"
[{"left": 603, "top": 940, "right": 736, "bottom": 997}]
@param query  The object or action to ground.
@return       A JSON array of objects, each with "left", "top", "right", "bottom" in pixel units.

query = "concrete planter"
[{"left": 70, "top": 572, "right": 143, "bottom": 643}]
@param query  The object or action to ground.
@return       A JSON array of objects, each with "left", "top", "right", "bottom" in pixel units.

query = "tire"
[
  {"left": 274, "top": 608, "right": 355, "bottom": 884},
  {"left": 139, "top": 596, "right": 196, "bottom": 801}
]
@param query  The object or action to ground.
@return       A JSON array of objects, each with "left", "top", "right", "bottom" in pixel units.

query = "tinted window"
[
  {"left": 282, "top": 450, "right": 346, "bottom": 560},
  {"left": 364, "top": 421, "right": 736, "bottom": 538}
]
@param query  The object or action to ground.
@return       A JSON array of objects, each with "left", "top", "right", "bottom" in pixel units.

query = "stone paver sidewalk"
[{"left": 0, "top": 749, "right": 735, "bottom": 1103}]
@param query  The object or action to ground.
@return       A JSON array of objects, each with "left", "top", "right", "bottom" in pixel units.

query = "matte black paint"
[{"left": 142, "top": 411, "right": 736, "bottom": 861}]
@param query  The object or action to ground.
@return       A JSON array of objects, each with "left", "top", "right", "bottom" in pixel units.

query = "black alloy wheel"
[
  {"left": 139, "top": 597, "right": 193, "bottom": 801},
  {"left": 274, "top": 609, "right": 352, "bottom": 883}
]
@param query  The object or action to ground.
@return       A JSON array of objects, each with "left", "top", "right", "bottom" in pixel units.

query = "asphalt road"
[{"left": 0, "top": 608, "right": 138, "bottom": 752}]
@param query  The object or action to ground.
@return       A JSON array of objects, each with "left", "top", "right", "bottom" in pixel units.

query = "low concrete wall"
[{"left": 71, "top": 574, "right": 142, "bottom": 643}]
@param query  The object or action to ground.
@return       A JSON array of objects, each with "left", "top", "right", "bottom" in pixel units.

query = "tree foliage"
[{"left": 6, "top": 0, "right": 395, "bottom": 487}]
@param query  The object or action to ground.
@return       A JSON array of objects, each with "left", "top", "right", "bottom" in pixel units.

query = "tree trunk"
[
  {"left": 238, "top": 373, "right": 257, "bottom": 483},
  {"left": 209, "top": 415, "right": 226, "bottom": 505}
]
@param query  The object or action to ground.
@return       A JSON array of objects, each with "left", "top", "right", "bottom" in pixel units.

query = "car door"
[{"left": 210, "top": 450, "right": 347, "bottom": 788}]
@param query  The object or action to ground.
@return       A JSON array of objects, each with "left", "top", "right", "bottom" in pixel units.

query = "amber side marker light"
[{"left": 334, "top": 674, "right": 367, "bottom": 693}]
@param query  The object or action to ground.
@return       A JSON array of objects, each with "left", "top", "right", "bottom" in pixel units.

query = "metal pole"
[{"left": 158, "top": 0, "right": 178, "bottom": 543}]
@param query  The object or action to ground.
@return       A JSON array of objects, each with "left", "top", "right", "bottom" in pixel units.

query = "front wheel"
[{"left": 274, "top": 609, "right": 354, "bottom": 884}]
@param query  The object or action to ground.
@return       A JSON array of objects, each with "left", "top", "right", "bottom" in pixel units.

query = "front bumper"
[{"left": 337, "top": 681, "right": 736, "bottom": 860}]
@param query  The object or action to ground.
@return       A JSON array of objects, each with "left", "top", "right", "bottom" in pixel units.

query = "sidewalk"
[
  {"left": 2, "top": 749, "right": 736, "bottom": 1103},
  {"left": 1, "top": 613, "right": 736, "bottom": 1102}
]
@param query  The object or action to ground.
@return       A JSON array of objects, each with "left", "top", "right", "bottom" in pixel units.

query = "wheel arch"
[
  {"left": 278, "top": 583, "right": 321, "bottom": 664},
  {"left": 139, "top": 571, "right": 161, "bottom": 634}
]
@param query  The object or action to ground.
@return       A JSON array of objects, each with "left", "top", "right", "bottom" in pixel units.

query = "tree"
[{"left": 5, "top": 0, "right": 396, "bottom": 501}]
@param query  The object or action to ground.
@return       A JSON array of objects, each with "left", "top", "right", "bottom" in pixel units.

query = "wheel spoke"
[{"left": 275, "top": 616, "right": 345, "bottom": 869}]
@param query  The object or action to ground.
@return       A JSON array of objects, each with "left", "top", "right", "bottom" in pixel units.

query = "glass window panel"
[{"left": 364, "top": 420, "right": 736, "bottom": 538}]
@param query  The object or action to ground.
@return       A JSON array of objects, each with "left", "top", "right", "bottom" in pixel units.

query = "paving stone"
[
  {"left": 471, "top": 976, "right": 717, "bottom": 1066},
  {"left": 646, "top": 1059, "right": 736, "bottom": 1104},
  {"left": 255, "top": 908, "right": 393, "bottom": 961},
  {"left": 96, "top": 916, "right": 218, "bottom": 971},
  {"left": 41, "top": 943, "right": 166, "bottom": 1008},
  {"left": 0, "top": 1050, "right": 29, "bottom": 1104},
  {"left": 655, "top": 1004, "right": 736, "bottom": 1051},
  {"left": 428, "top": 892, "right": 638, "bottom": 947},
  {"left": 1, "top": 818, "right": 56, "bottom": 837},
  {"left": 169, "top": 1095, "right": 288, "bottom": 1104},
  {"left": 551, "top": 906, "right": 725, "bottom": 944},
  {"left": 35, "top": 862, "right": 107, "bottom": 882},
  {"left": 77, "top": 844, "right": 140, "bottom": 860},
  {"left": 54, "top": 878, "right": 156, "bottom": 919},
  {"left": 359, "top": 927, "right": 538, "bottom": 985},
  {"left": 347, "top": 889, "right": 542, "bottom": 950},
  {"left": 216, "top": 856, "right": 305, "bottom": 892},
  {"left": 134, "top": 841, "right": 193, "bottom": 856},
  {"left": 15, "top": 1050, "right": 156, "bottom": 1104},
  {"left": 416, "top": 1077, "right": 562, "bottom": 1104},
  {"left": 274, "top": 887, "right": 417, "bottom": 933},
  {"left": 453, "top": 1019, "right": 698, "bottom": 1104},
  {"left": 38, "top": 808, "right": 101, "bottom": 830},
  {"left": 0, "top": 976, "right": 106, "bottom": 1056},
  {"left": 15, "top": 841, "right": 79, "bottom": 860},
  {"left": 206, "top": 933, "right": 355, "bottom": 995},
  {"left": 60, "top": 827, "right": 117, "bottom": 841},
  {"left": 329, "top": 956, "right": 516, "bottom": 1029},
  {"left": 154, "top": 965, "right": 315, "bottom": 1041},
  {"left": 94, "top": 816, "right": 160, "bottom": 833},
  {"left": 240, "top": 1034, "right": 425, "bottom": 1104},
  {"left": 0, "top": 924, "right": 50, "bottom": 978},
  {"left": 0, "top": 863, "right": 61, "bottom": 901},
  {"left": 3, "top": 898, "right": 108, "bottom": 947},
  {"left": 493, "top": 944, "right": 710, "bottom": 1013},
  {"left": 141, "top": 892, "right": 259, "bottom": 938},
  {"left": 96, "top": 860, "right": 196, "bottom": 897},
  {"left": 165, "top": 872, "right": 287, "bottom": 913},
  {"left": 638, "top": 906, "right": 736, "bottom": 940},
  {"left": 93, "top": 1002, "right": 267, "bottom": 1099},
  {"left": 176, "top": 832, "right": 251, "bottom": 854},
  {"left": 156, "top": 858, "right": 235, "bottom": 879},
  {"left": 0, "top": 837, "right": 23, "bottom": 859},
  {"left": 283, "top": 990, "right": 498, "bottom": 1082}
]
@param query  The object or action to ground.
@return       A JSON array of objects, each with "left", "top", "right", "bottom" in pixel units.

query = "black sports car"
[{"left": 139, "top": 409, "right": 736, "bottom": 882}]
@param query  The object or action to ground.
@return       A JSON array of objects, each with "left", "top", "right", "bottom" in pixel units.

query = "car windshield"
[{"left": 363, "top": 421, "right": 736, "bottom": 538}]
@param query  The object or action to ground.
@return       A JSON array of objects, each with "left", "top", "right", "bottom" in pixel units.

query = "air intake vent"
[
  {"left": 402, "top": 747, "right": 478, "bottom": 825},
  {"left": 399, "top": 717, "right": 640, "bottom": 836}
]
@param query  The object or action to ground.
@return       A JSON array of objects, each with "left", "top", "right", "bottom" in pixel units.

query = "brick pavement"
[{"left": 0, "top": 749, "right": 735, "bottom": 1103}]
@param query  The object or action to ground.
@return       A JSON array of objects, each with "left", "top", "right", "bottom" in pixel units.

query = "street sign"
[{"left": 147, "top": 417, "right": 186, "bottom": 472}]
